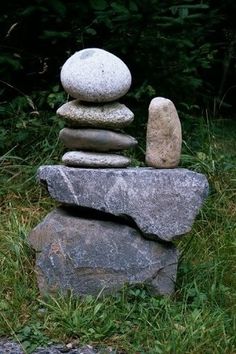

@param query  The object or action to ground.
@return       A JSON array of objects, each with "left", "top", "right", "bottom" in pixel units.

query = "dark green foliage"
[
  {"left": 0, "top": 1, "right": 235, "bottom": 156},
  {"left": 0, "top": 0, "right": 217, "bottom": 104},
  {"left": 0, "top": 92, "right": 65, "bottom": 156}
]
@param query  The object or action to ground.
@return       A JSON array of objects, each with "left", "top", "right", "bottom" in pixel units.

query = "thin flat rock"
[
  {"left": 59, "top": 128, "right": 137, "bottom": 151},
  {"left": 37, "top": 166, "right": 209, "bottom": 242},
  {"left": 62, "top": 151, "right": 131, "bottom": 167},
  {"left": 56, "top": 100, "right": 134, "bottom": 128}
]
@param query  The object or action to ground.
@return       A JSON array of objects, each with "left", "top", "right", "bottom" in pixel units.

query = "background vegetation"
[
  {"left": 0, "top": 0, "right": 235, "bottom": 353},
  {"left": 0, "top": 0, "right": 236, "bottom": 156}
]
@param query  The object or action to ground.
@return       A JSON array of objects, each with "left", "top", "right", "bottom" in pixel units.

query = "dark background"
[{"left": 0, "top": 0, "right": 235, "bottom": 154}]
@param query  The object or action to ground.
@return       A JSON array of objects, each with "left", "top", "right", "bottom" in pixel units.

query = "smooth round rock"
[
  {"left": 145, "top": 97, "right": 182, "bottom": 168},
  {"left": 59, "top": 128, "right": 137, "bottom": 152},
  {"left": 60, "top": 48, "right": 132, "bottom": 102},
  {"left": 62, "top": 151, "right": 131, "bottom": 167},
  {"left": 56, "top": 100, "right": 134, "bottom": 128}
]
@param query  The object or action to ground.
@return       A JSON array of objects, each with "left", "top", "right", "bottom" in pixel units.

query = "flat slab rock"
[
  {"left": 29, "top": 208, "right": 178, "bottom": 296},
  {"left": 38, "top": 166, "right": 209, "bottom": 242},
  {"left": 62, "top": 151, "right": 131, "bottom": 167},
  {"left": 56, "top": 100, "right": 134, "bottom": 129}
]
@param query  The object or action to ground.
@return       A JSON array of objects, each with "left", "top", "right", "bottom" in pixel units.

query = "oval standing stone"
[
  {"left": 56, "top": 100, "right": 134, "bottom": 128},
  {"left": 59, "top": 128, "right": 137, "bottom": 152},
  {"left": 60, "top": 48, "right": 132, "bottom": 102},
  {"left": 145, "top": 97, "right": 182, "bottom": 168},
  {"left": 62, "top": 151, "right": 131, "bottom": 168}
]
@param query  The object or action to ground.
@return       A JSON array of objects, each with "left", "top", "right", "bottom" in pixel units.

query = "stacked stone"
[
  {"left": 29, "top": 48, "right": 209, "bottom": 298},
  {"left": 56, "top": 48, "right": 137, "bottom": 168}
]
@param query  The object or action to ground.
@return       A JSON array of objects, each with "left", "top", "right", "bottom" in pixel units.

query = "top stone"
[{"left": 60, "top": 48, "right": 132, "bottom": 102}]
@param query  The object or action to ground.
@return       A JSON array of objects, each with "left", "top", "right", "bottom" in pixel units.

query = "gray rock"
[
  {"left": 59, "top": 128, "right": 137, "bottom": 151},
  {"left": 34, "top": 344, "right": 99, "bottom": 354},
  {"left": 60, "top": 48, "right": 131, "bottom": 102},
  {"left": 0, "top": 339, "right": 23, "bottom": 354},
  {"left": 145, "top": 97, "right": 182, "bottom": 168},
  {"left": 38, "top": 166, "right": 209, "bottom": 242},
  {"left": 56, "top": 100, "right": 134, "bottom": 129},
  {"left": 62, "top": 151, "right": 131, "bottom": 167},
  {"left": 0, "top": 339, "right": 104, "bottom": 353},
  {"left": 29, "top": 207, "right": 178, "bottom": 296}
]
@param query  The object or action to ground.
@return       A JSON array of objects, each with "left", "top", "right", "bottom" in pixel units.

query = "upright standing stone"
[{"left": 145, "top": 97, "right": 182, "bottom": 168}]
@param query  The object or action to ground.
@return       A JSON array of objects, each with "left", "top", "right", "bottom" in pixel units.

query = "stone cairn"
[{"left": 29, "top": 48, "right": 209, "bottom": 296}]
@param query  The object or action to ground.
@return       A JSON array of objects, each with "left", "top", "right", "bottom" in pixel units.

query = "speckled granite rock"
[
  {"left": 56, "top": 100, "right": 134, "bottom": 128},
  {"left": 0, "top": 339, "right": 23, "bottom": 354},
  {"left": 0, "top": 339, "right": 113, "bottom": 353},
  {"left": 146, "top": 97, "right": 182, "bottom": 168},
  {"left": 60, "top": 48, "right": 131, "bottom": 102},
  {"left": 59, "top": 128, "right": 137, "bottom": 152},
  {"left": 37, "top": 166, "right": 209, "bottom": 242},
  {"left": 29, "top": 207, "right": 178, "bottom": 296},
  {"left": 34, "top": 345, "right": 99, "bottom": 354},
  {"left": 62, "top": 151, "right": 131, "bottom": 167}
]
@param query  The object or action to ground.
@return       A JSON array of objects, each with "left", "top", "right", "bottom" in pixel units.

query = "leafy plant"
[{"left": 16, "top": 323, "right": 50, "bottom": 353}]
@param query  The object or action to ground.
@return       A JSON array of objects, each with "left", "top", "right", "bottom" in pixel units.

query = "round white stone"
[{"left": 60, "top": 48, "right": 132, "bottom": 102}]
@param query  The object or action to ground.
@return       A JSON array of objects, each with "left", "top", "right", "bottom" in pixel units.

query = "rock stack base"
[
  {"left": 29, "top": 207, "right": 178, "bottom": 296},
  {"left": 29, "top": 166, "right": 208, "bottom": 296}
]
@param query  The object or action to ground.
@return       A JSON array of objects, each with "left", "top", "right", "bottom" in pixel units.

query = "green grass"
[{"left": 0, "top": 117, "right": 235, "bottom": 353}]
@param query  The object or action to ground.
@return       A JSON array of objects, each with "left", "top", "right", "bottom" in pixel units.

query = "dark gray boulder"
[
  {"left": 29, "top": 208, "right": 178, "bottom": 296},
  {"left": 38, "top": 166, "right": 209, "bottom": 242}
]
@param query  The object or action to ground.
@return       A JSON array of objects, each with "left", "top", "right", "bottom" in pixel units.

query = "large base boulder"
[
  {"left": 29, "top": 207, "right": 178, "bottom": 296},
  {"left": 38, "top": 166, "right": 209, "bottom": 242}
]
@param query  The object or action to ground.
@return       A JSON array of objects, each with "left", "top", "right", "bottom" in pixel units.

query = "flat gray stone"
[
  {"left": 38, "top": 166, "right": 209, "bottom": 242},
  {"left": 146, "top": 97, "right": 182, "bottom": 168},
  {"left": 60, "top": 48, "right": 131, "bottom": 102},
  {"left": 56, "top": 100, "right": 134, "bottom": 128},
  {"left": 29, "top": 208, "right": 178, "bottom": 296},
  {"left": 62, "top": 151, "right": 131, "bottom": 167},
  {"left": 0, "top": 339, "right": 105, "bottom": 353},
  {"left": 59, "top": 128, "right": 137, "bottom": 151},
  {"left": 0, "top": 340, "right": 23, "bottom": 354}
]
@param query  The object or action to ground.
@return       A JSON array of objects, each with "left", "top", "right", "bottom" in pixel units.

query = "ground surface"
[{"left": 0, "top": 118, "right": 235, "bottom": 353}]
